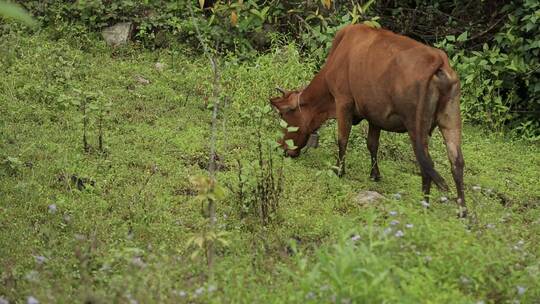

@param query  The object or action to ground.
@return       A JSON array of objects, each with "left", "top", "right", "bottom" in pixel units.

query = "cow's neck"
[{"left": 300, "top": 70, "right": 335, "bottom": 132}]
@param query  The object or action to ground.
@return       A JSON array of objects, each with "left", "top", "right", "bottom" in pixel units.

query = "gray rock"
[
  {"left": 155, "top": 62, "right": 165, "bottom": 72},
  {"left": 355, "top": 191, "right": 384, "bottom": 205},
  {"left": 134, "top": 75, "right": 150, "bottom": 85},
  {"left": 102, "top": 22, "right": 133, "bottom": 47},
  {"left": 131, "top": 256, "right": 146, "bottom": 268}
]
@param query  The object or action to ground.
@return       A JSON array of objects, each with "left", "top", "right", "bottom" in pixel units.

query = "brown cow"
[{"left": 270, "top": 24, "right": 467, "bottom": 217}]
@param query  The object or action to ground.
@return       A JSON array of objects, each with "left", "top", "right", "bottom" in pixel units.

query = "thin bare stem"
[
  {"left": 82, "top": 97, "right": 89, "bottom": 153},
  {"left": 188, "top": 3, "right": 221, "bottom": 272},
  {"left": 98, "top": 104, "right": 103, "bottom": 152}
]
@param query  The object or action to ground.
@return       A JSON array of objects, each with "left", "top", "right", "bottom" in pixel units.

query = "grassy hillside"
[{"left": 1, "top": 30, "right": 539, "bottom": 303}]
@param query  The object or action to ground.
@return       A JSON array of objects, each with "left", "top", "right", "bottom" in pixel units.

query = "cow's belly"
[
  {"left": 356, "top": 103, "right": 408, "bottom": 133},
  {"left": 368, "top": 113, "right": 407, "bottom": 133}
]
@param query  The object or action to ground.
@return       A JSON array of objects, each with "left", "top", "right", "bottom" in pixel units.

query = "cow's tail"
[{"left": 413, "top": 57, "right": 457, "bottom": 191}]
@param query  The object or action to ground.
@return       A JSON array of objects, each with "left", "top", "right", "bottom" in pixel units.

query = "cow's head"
[{"left": 270, "top": 87, "right": 312, "bottom": 157}]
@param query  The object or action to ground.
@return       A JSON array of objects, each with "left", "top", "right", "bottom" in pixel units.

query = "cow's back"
[{"left": 323, "top": 24, "right": 447, "bottom": 131}]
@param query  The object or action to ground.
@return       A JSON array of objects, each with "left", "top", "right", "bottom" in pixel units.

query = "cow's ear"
[
  {"left": 275, "top": 87, "right": 287, "bottom": 95},
  {"left": 271, "top": 96, "right": 296, "bottom": 113}
]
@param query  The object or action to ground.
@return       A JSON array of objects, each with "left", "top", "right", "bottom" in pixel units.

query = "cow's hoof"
[
  {"left": 332, "top": 166, "right": 344, "bottom": 177},
  {"left": 457, "top": 207, "right": 468, "bottom": 218},
  {"left": 370, "top": 174, "right": 381, "bottom": 182}
]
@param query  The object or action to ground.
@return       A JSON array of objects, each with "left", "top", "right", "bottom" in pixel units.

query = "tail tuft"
[
  {"left": 413, "top": 58, "right": 449, "bottom": 192},
  {"left": 415, "top": 141, "right": 449, "bottom": 191}
]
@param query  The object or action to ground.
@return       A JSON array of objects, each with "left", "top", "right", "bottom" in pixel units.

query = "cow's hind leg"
[
  {"left": 367, "top": 123, "right": 381, "bottom": 181},
  {"left": 437, "top": 78, "right": 467, "bottom": 217},
  {"left": 438, "top": 88, "right": 467, "bottom": 217}
]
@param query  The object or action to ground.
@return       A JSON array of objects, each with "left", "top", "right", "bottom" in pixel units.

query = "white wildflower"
[
  {"left": 195, "top": 287, "right": 205, "bottom": 296},
  {"left": 48, "top": 204, "right": 57, "bottom": 214},
  {"left": 26, "top": 296, "right": 39, "bottom": 304},
  {"left": 208, "top": 285, "right": 217, "bottom": 293},
  {"left": 34, "top": 255, "right": 47, "bottom": 265},
  {"left": 350, "top": 234, "right": 361, "bottom": 242}
]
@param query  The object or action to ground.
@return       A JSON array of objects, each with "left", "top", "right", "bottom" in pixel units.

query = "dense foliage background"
[{"left": 11, "top": 0, "right": 540, "bottom": 140}]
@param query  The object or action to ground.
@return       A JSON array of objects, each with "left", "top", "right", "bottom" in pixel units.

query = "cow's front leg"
[
  {"left": 367, "top": 123, "right": 381, "bottom": 181},
  {"left": 334, "top": 101, "right": 353, "bottom": 177}
]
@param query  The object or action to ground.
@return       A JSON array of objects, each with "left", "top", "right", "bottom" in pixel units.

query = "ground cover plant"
[{"left": 1, "top": 3, "right": 540, "bottom": 303}]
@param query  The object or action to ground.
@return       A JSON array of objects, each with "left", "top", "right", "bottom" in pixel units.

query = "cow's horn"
[{"left": 275, "top": 87, "right": 286, "bottom": 95}]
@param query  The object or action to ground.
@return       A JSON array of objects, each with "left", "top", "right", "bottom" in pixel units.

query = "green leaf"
[
  {"left": 284, "top": 139, "right": 297, "bottom": 150},
  {"left": 217, "top": 238, "right": 230, "bottom": 246},
  {"left": 0, "top": 1, "right": 37, "bottom": 26},
  {"left": 361, "top": 0, "right": 376, "bottom": 13},
  {"left": 363, "top": 20, "right": 380, "bottom": 28},
  {"left": 279, "top": 119, "right": 288, "bottom": 129},
  {"left": 287, "top": 126, "right": 299, "bottom": 132},
  {"left": 213, "top": 184, "right": 227, "bottom": 200},
  {"left": 6, "top": 156, "right": 22, "bottom": 166},
  {"left": 263, "top": 104, "right": 272, "bottom": 113},
  {"left": 457, "top": 31, "right": 468, "bottom": 42}
]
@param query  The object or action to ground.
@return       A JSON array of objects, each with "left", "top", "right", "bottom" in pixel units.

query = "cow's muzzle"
[{"left": 284, "top": 149, "right": 300, "bottom": 158}]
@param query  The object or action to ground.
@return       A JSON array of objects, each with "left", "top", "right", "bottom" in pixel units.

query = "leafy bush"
[
  {"left": 16, "top": 0, "right": 380, "bottom": 55},
  {"left": 235, "top": 104, "right": 284, "bottom": 226},
  {"left": 0, "top": 0, "right": 36, "bottom": 26},
  {"left": 437, "top": 1, "right": 540, "bottom": 140}
]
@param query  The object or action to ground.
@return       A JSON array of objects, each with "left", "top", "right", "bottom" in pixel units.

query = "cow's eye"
[{"left": 282, "top": 108, "right": 296, "bottom": 114}]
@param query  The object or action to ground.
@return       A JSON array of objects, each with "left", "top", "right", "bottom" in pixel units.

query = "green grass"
[{"left": 1, "top": 29, "right": 539, "bottom": 303}]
